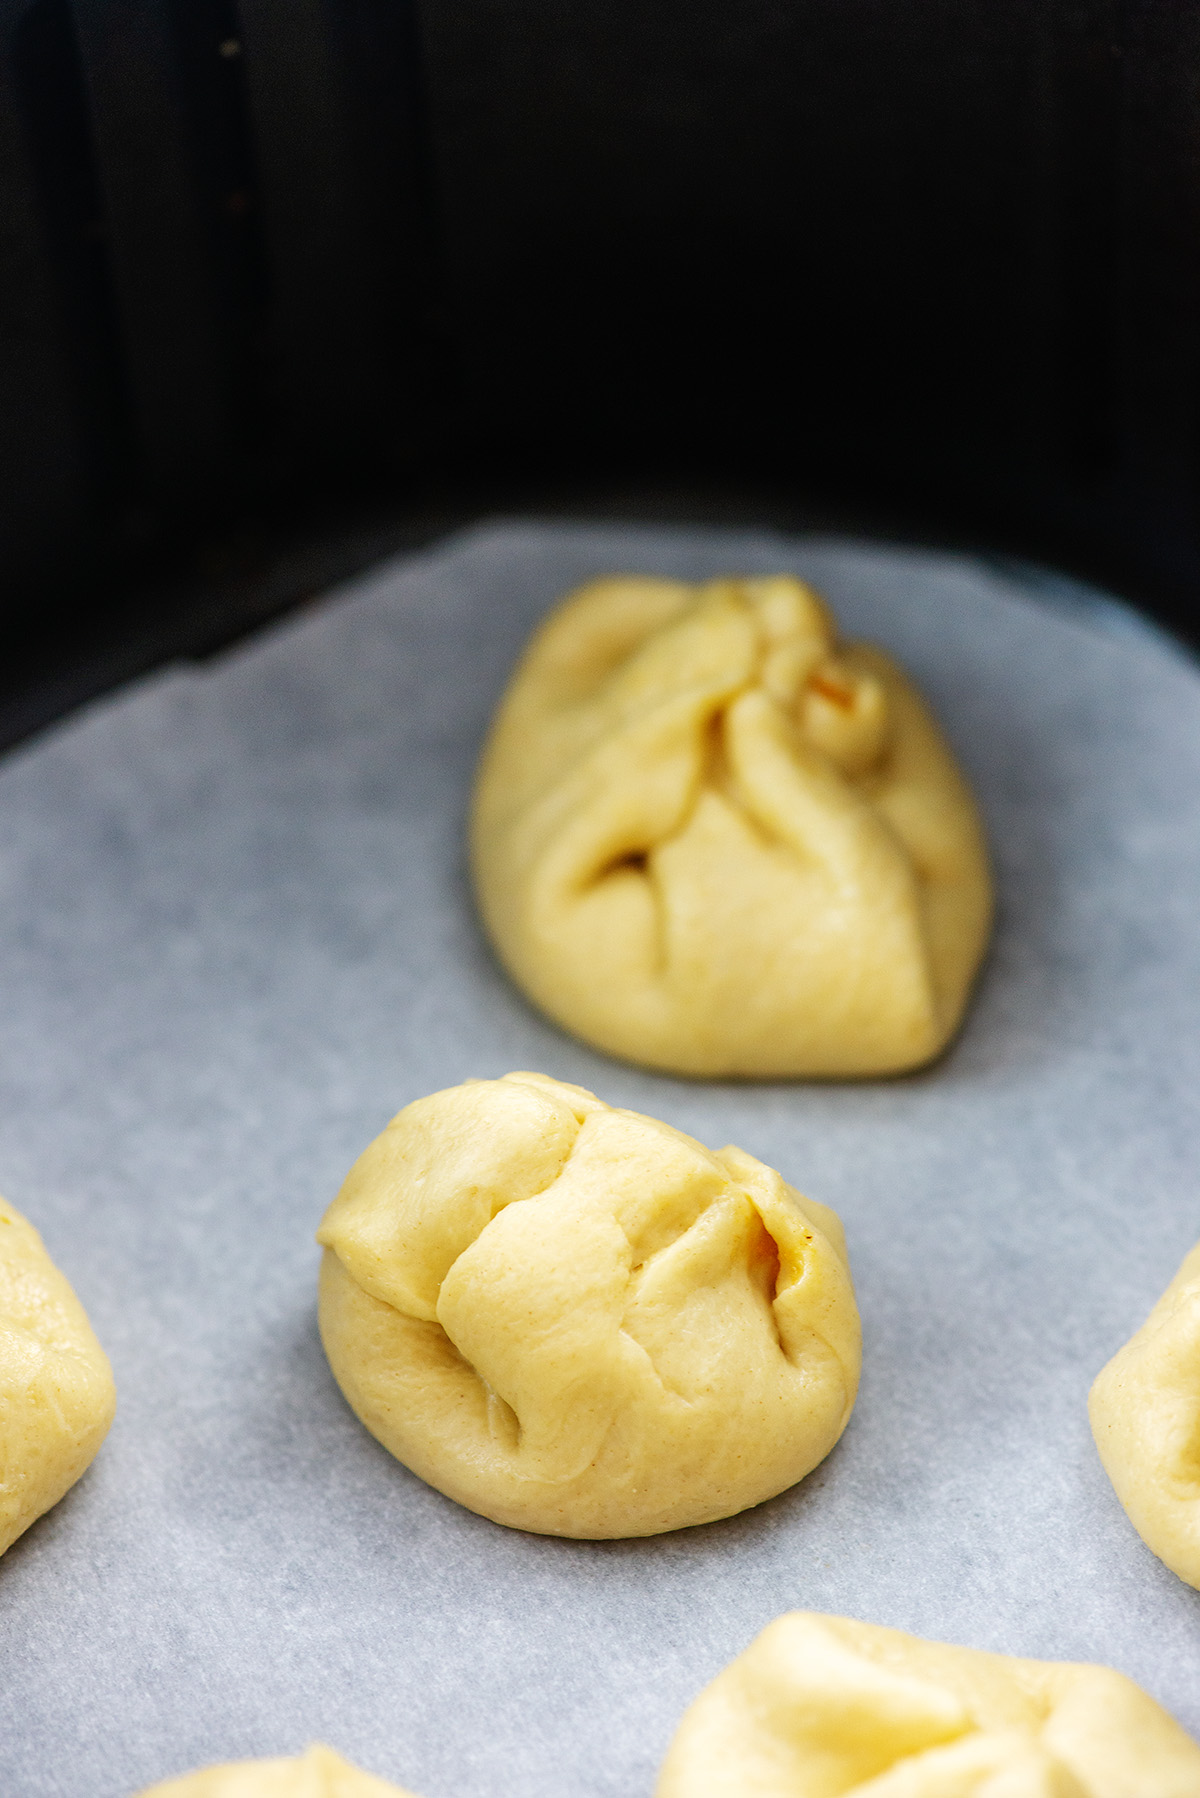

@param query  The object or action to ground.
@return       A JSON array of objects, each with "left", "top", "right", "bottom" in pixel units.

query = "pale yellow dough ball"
[
  {"left": 471, "top": 574, "right": 993, "bottom": 1078},
  {"left": 317, "top": 1072, "right": 860, "bottom": 1538},
  {"left": 0, "top": 1195, "right": 115, "bottom": 1556},
  {"left": 657, "top": 1611, "right": 1200, "bottom": 1798},
  {"left": 136, "top": 1744, "right": 417, "bottom": 1797},
  {"left": 1089, "top": 1240, "right": 1200, "bottom": 1588}
]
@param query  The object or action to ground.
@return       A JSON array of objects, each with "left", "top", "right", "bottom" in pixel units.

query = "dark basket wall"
[{"left": 4, "top": 0, "right": 1200, "bottom": 646}]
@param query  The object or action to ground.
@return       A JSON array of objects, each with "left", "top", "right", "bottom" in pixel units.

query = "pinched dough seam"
[
  {"left": 571, "top": 680, "right": 896, "bottom": 931},
  {"left": 511, "top": 609, "right": 830, "bottom": 873},
  {"left": 584, "top": 711, "right": 792, "bottom": 982},
  {"left": 367, "top": 1125, "right": 803, "bottom": 1438}
]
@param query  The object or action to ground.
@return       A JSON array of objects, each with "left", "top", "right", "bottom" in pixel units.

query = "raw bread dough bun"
[
  {"left": 137, "top": 1744, "right": 417, "bottom": 1797},
  {"left": 657, "top": 1611, "right": 1200, "bottom": 1797},
  {"left": 1089, "top": 1240, "right": 1200, "bottom": 1588},
  {"left": 471, "top": 574, "right": 992, "bottom": 1077},
  {"left": 0, "top": 1195, "right": 116, "bottom": 1556},
  {"left": 317, "top": 1071, "right": 860, "bottom": 1538}
]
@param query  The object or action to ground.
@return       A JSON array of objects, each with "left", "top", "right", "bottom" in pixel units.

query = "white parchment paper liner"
[{"left": 0, "top": 523, "right": 1197, "bottom": 1797}]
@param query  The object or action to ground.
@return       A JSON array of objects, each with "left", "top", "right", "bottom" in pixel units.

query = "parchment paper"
[{"left": 1, "top": 522, "right": 1198, "bottom": 1798}]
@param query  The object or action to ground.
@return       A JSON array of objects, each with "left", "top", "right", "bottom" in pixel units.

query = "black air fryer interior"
[{"left": 2, "top": 0, "right": 1199, "bottom": 742}]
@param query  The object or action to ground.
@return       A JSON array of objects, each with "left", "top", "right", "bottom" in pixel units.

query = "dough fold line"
[{"left": 336, "top": 1130, "right": 820, "bottom": 1443}]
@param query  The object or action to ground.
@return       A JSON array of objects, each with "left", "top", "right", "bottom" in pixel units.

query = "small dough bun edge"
[
  {"left": 1089, "top": 1239, "right": 1200, "bottom": 1589},
  {"left": 655, "top": 1610, "right": 1200, "bottom": 1797},
  {"left": 0, "top": 1194, "right": 116, "bottom": 1557}
]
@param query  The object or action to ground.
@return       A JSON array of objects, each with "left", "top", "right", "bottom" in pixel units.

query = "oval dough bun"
[
  {"left": 1089, "top": 1240, "right": 1200, "bottom": 1588},
  {"left": 471, "top": 575, "right": 992, "bottom": 1077},
  {"left": 657, "top": 1611, "right": 1200, "bottom": 1797},
  {"left": 317, "top": 1072, "right": 861, "bottom": 1538},
  {"left": 137, "top": 1745, "right": 417, "bottom": 1796},
  {"left": 0, "top": 1195, "right": 116, "bottom": 1556}
]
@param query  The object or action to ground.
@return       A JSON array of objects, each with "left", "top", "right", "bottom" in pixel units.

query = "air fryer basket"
[{"left": 3, "top": 0, "right": 1198, "bottom": 732}]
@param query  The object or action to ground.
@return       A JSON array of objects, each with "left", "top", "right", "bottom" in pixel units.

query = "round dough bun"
[
  {"left": 0, "top": 1195, "right": 116, "bottom": 1556},
  {"left": 137, "top": 1745, "right": 417, "bottom": 1797},
  {"left": 1089, "top": 1240, "right": 1200, "bottom": 1588},
  {"left": 316, "top": 1072, "right": 860, "bottom": 1538},
  {"left": 656, "top": 1611, "right": 1200, "bottom": 1797},
  {"left": 471, "top": 574, "right": 992, "bottom": 1078}
]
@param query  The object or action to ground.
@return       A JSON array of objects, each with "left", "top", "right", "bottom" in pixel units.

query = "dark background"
[{"left": 3, "top": 0, "right": 1200, "bottom": 749}]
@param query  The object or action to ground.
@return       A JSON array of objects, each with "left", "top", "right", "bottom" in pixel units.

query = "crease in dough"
[
  {"left": 656, "top": 1611, "right": 1200, "bottom": 1798},
  {"left": 1089, "top": 1239, "right": 1200, "bottom": 1588},
  {"left": 316, "top": 1072, "right": 861, "bottom": 1538},
  {"left": 0, "top": 1194, "right": 116, "bottom": 1557},
  {"left": 471, "top": 574, "right": 993, "bottom": 1077},
  {"left": 135, "top": 1743, "right": 419, "bottom": 1796}
]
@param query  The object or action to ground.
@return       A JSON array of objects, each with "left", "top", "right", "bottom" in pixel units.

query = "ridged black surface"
[{"left": 2, "top": 0, "right": 1199, "bottom": 737}]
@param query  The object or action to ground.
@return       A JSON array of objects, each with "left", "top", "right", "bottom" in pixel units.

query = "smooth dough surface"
[
  {"left": 656, "top": 1611, "right": 1200, "bottom": 1797},
  {"left": 471, "top": 574, "right": 992, "bottom": 1077},
  {"left": 1089, "top": 1240, "right": 1200, "bottom": 1588},
  {"left": 137, "top": 1744, "right": 418, "bottom": 1797},
  {"left": 317, "top": 1072, "right": 861, "bottom": 1538},
  {"left": 0, "top": 1195, "right": 115, "bottom": 1556}
]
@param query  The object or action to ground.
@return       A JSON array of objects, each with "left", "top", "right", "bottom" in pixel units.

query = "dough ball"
[
  {"left": 136, "top": 1744, "right": 417, "bottom": 1796},
  {"left": 471, "top": 574, "right": 992, "bottom": 1077},
  {"left": 656, "top": 1611, "right": 1200, "bottom": 1797},
  {"left": 316, "top": 1072, "right": 860, "bottom": 1538},
  {"left": 1089, "top": 1240, "right": 1200, "bottom": 1588},
  {"left": 0, "top": 1196, "right": 116, "bottom": 1556}
]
